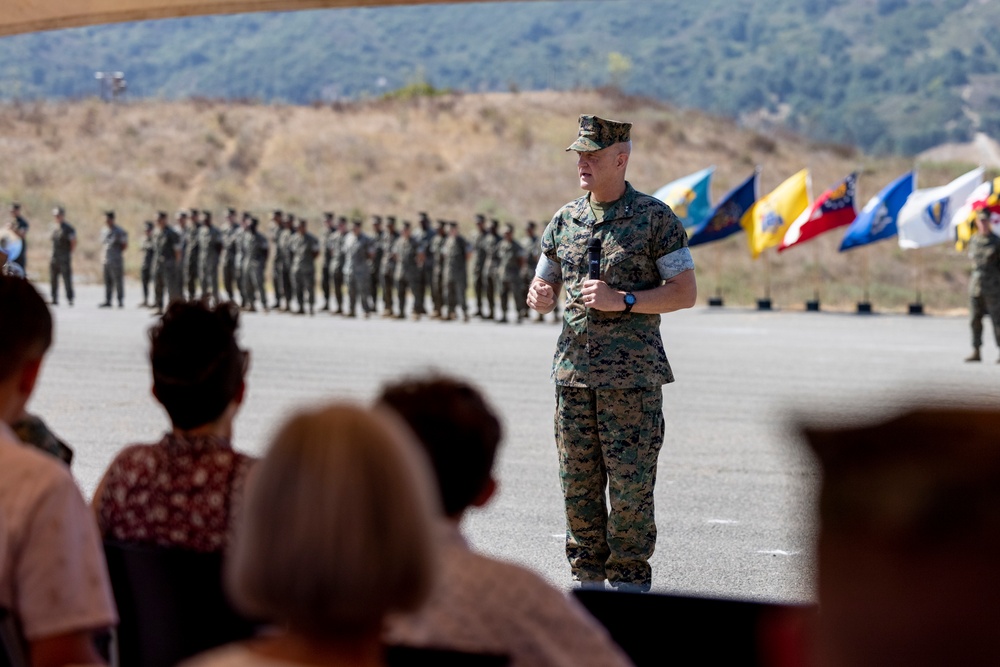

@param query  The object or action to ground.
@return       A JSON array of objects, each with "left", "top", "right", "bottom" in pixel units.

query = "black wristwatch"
[{"left": 623, "top": 292, "right": 636, "bottom": 314}]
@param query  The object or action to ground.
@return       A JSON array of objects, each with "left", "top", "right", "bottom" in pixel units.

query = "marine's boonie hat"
[
  {"left": 144, "top": 221, "right": 154, "bottom": 230},
  {"left": 52, "top": 206, "right": 65, "bottom": 216},
  {"left": 566, "top": 114, "right": 632, "bottom": 152},
  {"left": 105, "top": 210, "right": 115, "bottom": 218}
]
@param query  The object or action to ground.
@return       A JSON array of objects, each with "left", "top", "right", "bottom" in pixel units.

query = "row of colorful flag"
[{"left": 653, "top": 165, "right": 1000, "bottom": 256}]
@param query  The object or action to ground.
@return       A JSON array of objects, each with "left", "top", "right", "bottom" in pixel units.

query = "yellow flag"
[
  {"left": 955, "top": 177, "right": 1000, "bottom": 251},
  {"left": 741, "top": 169, "right": 810, "bottom": 259}
]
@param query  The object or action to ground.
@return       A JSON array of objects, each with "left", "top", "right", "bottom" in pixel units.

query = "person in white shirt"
[
  {"left": 0, "top": 275, "right": 117, "bottom": 667},
  {"left": 379, "top": 374, "right": 633, "bottom": 667}
]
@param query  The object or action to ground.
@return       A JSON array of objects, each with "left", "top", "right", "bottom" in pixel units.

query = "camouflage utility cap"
[{"left": 566, "top": 115, "right": 632, "bottom": 152}]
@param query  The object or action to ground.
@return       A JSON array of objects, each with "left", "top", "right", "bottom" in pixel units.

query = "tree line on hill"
[{"left": 1, "top": 0, "right": 999, "bottom": 156}]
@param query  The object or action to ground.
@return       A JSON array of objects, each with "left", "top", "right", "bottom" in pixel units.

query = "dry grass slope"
[{"left": 0, "top": 90, "right": 985, "bottom": 312}]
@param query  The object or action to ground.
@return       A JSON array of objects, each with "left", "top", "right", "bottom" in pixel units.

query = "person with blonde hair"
[{"left": 184, "top": 403, "right": 439, "bottom": 667}]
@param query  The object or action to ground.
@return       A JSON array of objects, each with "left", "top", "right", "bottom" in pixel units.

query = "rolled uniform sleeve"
[
  {"left": 536, "top": 220, "right": 563, "bottom": 285},
  {"left": 652, "top": 207, "right": 694, "bottom": 280}
]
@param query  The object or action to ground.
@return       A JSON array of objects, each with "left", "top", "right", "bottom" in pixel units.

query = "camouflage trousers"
[
  {"left": 970, "top": 289, "right": 1000, "bottom": 348},
  {"left": 50, "top": 258, "right": 74, "bottom": 304},
  {"left": 555, "top": 384, "right": 664, "bottom": 590},
  {"left": 103, "top": 261, "right": 124, "bottom": 306},
  {"left": 292, "top": 269, "right": 315, "bottom": 313},
  {"left": 347, "top": 270, "right": 374, "bottom": 315},
  {"left": 223, "top": 257, "right": 239, "bottom": 301},
  {"left": 153, "top": 264, "right": 180, "bottom": 309},
  {"left": 184, "top": 258, "right": 199, "bottom": 301},
  {"left": 200, "top": 257, "right": 220, "bottom": 302},
  {"left": 272, "top": 259, "right": 285, "bottom": 305}
]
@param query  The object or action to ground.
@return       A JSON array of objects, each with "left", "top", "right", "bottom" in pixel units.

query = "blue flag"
[
  {"left": 839, "top": 171, "right": 915, "bottom": 252},
  {"left": 688, "top": 171, "right": 758, "bottom": 247},
  {"left": 652, "top": 166, "right": 715, "bottom": 229}
]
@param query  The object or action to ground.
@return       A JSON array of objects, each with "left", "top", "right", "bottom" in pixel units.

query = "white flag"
[{"left": 897, "top": 168, "right": 984, "bottom": 249}]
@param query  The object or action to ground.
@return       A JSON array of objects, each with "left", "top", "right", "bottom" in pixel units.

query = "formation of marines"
[{"left": 132, "top": 206, "right": 559, "bottom": 321}]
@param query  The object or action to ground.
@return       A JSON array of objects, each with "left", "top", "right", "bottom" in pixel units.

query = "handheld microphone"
[{"left": 587, "top": 237, "right": 602, "bottom": 280}]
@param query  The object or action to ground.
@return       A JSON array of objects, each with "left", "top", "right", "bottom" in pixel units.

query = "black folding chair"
[
  {"left": 573, "top": 588, "right": 801, "bottom": 667},
  {"left": 0, "top": 608, "right": 27, "bottom": 667},
  {"left": 103, "top": 540, "right": 260, "bottom": 667}
]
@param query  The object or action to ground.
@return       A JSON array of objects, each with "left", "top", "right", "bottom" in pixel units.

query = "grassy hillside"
[
  {"left": 1, "top": 0, "right": 1000, "bottom": 155},
  {"left": 0, "top": 89, "right": 983, "bottom": 312}
]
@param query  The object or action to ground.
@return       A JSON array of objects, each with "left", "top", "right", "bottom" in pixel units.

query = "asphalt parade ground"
[{"left": 28, "top": 281, "right": 1000, "bottom": 603}]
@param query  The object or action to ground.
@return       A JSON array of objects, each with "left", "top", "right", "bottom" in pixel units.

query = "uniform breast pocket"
[
  {"left": 602, "top": 232, "right": 653, "bottom": 289},
  {"left": 556, "top": 243, "right": 586, "bottom": 277}
]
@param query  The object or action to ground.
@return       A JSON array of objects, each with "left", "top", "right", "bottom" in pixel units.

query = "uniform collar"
[{"left": 569, "top": 181, "right": 637, "bottom": 226}]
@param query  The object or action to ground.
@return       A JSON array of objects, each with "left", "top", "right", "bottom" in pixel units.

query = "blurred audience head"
[
  {"left": 226, "top": 402, "right": 438, "bottom": 640},
  {"left": 149, "top": 301, "right": 247, "bottom": 431},
  {"left": 377, "top": 374, "right": 502, "bottom": 519},
  {"left": 0, "top": 277, "right": 52, "bottom": 423},
  {"left": 798, "top": 406, "right": 1000, "bottom": 667}
]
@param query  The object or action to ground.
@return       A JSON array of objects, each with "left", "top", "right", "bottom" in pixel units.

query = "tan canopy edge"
[{"left": 0, "top": 0, "right": 503, "bottom": 37}]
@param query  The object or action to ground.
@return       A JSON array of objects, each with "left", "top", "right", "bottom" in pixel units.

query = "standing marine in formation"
[
  {"left": 139, "top": 221, "right": 155, "bottom": 307},
  {"left": 99, "top": 210, "right": 128, "bottom": 308},
  {"left": 198, "top": 209, "right": 223, "bottom": 304},
  {"left": 49, "top": 206, "right": 76, "bottom": 307},
  {"left": 495, "top": 224, "right": 524, "bottom": 323},
  {"left": 442, "top": 221, "right": 470, "bottom": 321},
  {"left": 152, "top": 211, "right": 181, "bottom": 314},
  {"left": 289, "top": 218, "right": 320, "bottom": 315}
]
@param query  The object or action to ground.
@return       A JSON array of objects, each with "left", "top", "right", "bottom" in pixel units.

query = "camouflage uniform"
[
  {"left": 539, "top": 180, "right": 693, "bottom": 590},
  {"left": 242, "top": 226, "right": 269, "bottom": 312},
  {"left": 470, "top": 223, "right": 489, "bottom": 316},
  {"left": 279, "top": 222, "right": 295, "bottom": 309},
  {"left": 522, "top": 227, "right": 541, "bottom": 320},
  {"left": 370, "top": 219, "right": 385, "bottom": 306},
  {"left": 222, "top": 221, "right": 242, "bottom": 302},
  {"left": 442, "top": 229, "right": 470, "bottom": 321},
  {"left": 182, "top": 221, "right": 200, "bottom": 301},
  {"left": 49, "top": 220, "right": 75, "bottom": 305},
  {"left": 320, "top": 218, "right": 336, "bottom": 310},
  {"left": 329, "top": 224, "right": 347, "bottom": 314},
  {"left": 272, "top": 223, "right": 290, "bottom": 310},
  {"left": 379, "top": 222, "right": 400, "bottom": 315},
  {"left": 392, "top": 231, "right": 421, "bottom": 319},
  {"left": 140, "top": 227, "right": 155, "bottom": 306},
  {"left": 100, "top": 221, "right": 128, "bottom": 307},
  {"left": 968, "top": 230, "right": 1000, "bottom": 352},
  {"left": 495, "top": 233, "right": 524, "bottom": 323},
  {"left": 198, "top": 222, "right": 223, "bottom": 303},
  {"left": 289, "top": 228, "right": 320, "bottom": 314},
  {"left": 152, "top": 224, "right": 181, "bottom": 311},
  {"left": 430, "top": 223, "right": 448, "bottom": 317},
  {"left": 414, "top": 218, "right": 435, "bottom": 315},
  {"left": 482, "top": 226, "right": 500, "bottom": 319},
  {"left": 343, "top": 229, "right": 374, "bottom": 317}
]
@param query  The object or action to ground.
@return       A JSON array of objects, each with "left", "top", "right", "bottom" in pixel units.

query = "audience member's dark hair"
[
  {"left": 0, "top": 276, "right": 52, "bottom": 381},
  {"left": 378, "top": 375, "right": 502, "bottom": 517},
  {"left": 150, "top": 301, "right": 246, "bottom": 430}
]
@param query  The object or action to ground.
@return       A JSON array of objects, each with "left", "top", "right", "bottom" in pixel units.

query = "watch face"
[{"left": 625, "top": 293, "right": 637, "bottom": 306}]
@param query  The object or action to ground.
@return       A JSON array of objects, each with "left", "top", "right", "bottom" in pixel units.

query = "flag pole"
[
  {"left": 857, "top": 246, "right": 872, "bottom": 314},
  {"left": 806, "top": 242, "right": 821, "bottom": 311},
  {"left": 908, "top": 249, "right": 924, "bottom": 315},
  {"left": 709, "top": 244, "right": 724, "bottom": 307},
  {"left": 757, "top": 249, "right": 772, "bottom": 310}
]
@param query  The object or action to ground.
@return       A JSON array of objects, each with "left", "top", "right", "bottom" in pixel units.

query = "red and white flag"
[{"left": 778, "top": 173, "right": 858, "bottom": 252}]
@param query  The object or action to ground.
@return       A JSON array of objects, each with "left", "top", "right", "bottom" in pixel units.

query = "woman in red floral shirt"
[{"left": 93, "top": 301, "right": 255, "bottom": 553}]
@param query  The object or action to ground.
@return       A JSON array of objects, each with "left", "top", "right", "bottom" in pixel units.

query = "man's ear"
[
  {"left": 17, "top": 357, "right": 43, "bottom": 400},
  {"left": 470, "top": 477, "right": 498, "bottom": 508}
]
